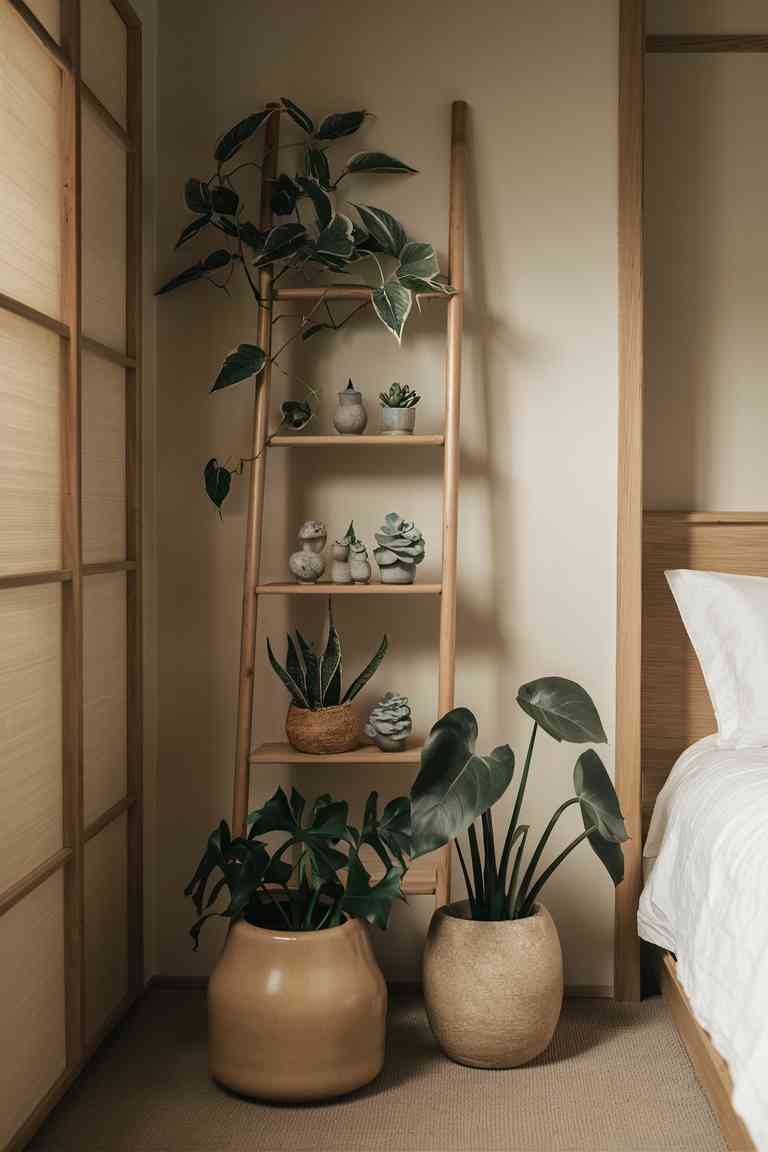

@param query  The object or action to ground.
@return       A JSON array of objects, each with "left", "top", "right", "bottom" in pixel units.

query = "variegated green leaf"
[
  {"left": 281, "top": 97, "right": 314, "bottom": 134},
  {"left": 398, "top": 241, "right": 439, "bottom": 281},
  {"left": 345, "top": 151, "right": 418, "bottom": 176},
  {"left": 372, "top": 282, "right": 412, "bottom": 343},
  {"left": 295, "top": 176, "right": 332, "bottom": 230},
  {"left": 315, "top": 110, "right": 366, "bottom": 140},
  {"left": 215, "top": 108, "right": 272, "bottom": 163},
  {"left": 350, "top": 203, "right": 407, "bottom": 257},
  {"left": 212, "top": 343, "right": 266, "bottom": 391}
]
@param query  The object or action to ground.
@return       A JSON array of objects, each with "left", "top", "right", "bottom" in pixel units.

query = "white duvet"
[{"left": 639, "top": 735, "right": 768, "bottom": 1151}]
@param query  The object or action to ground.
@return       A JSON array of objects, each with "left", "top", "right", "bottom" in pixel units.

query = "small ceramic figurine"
[
  {"left": 373, "top": 513, "right": 426, "bottom": 584},
  {"left": 331, "top": 522, "right": 354, "bottom": 584},
  {"left": 333, "top": 379, "right": 368, "bottom": 435},
  {"left": 365, "top": 692, "right": 413, "bottom": 752},
  {"left": 288, "top": 520, "right": 327, "bottom": 583},
  {"left": 349, "top": 538, "right": 371, "bottom": 584}
]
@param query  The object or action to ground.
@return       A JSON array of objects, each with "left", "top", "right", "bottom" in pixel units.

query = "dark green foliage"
[
  {"left": 409, "top": 679, "right": 627, "bottom": 921},
  {"left": 212, "top": 343, "right": 266, "bottom": 391},
  {"left": 204, "top": 458, "right": 232, "bottom": 513},
  {"left": 315, "top": 110, "right": 367, "bottom": 140},
  {"left": 185, "top": 784, "right": 411, "bottom": 941}
]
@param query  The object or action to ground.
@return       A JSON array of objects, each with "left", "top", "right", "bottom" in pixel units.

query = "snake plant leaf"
[
  {"left": 320, "top": 600, "right": 342, "bottom": 706},
  {"left": 340, "top": 854, "right": 403, "bottom": 929},
  {"left": 372, "top": 282, "right": 412, "bottom": 343},
  {"left": 295, "top": 176, "right": 333, "bottom": 231},
  {"left": 350, "top": 203, "right": 407, "bottom": 257},
  {"left": 285, "top": 635, "right": 306, "bottom": 702},
  {"left": 203, "top": 459, "right": 232, "bottom": 513},
  {"left": 313, "top": 213, "right": 355, "bottom": 267},
  {"left": 271, "top": 173, "right": 299, "bottom": 216},
  {"left": 341, "top": 634, "right": 388, "bottom": 703},
  {"left": 516, "top": 677, "right": 607, "bottom": 744},
  {"left": 574, "top": 748, "right": 628, "bottom": 846},
  {"left": 252, "top": 222, "right": 308, "bottom": 268},
  {"left": 295, "top": 631, "right": 320, "bottom": 706},
  {"left": 281, "top": 97, "right": 314, "bottom": 134},
  {"left": 280, "top": 399, "right": 312, "bottom": 429},
  {"left": 266, "top": 638, "right": 309, "bottom": 708},
  {"left": 315, "top": 110, "right": 366, "bottom": 141},
  {"left": 175, "top": 213, "right": 211, "bottom": 249},
  {"left": 345, "top": 151, "right": 418, "bottom": 176},
  {"left": 214, "top": 108, "right": 272, "bottom": 163},
  {"left": 305, "top": 147, "right": 331, "bottom": 189},
  {"left": 410, "top": 708, "right": 515, "bottom": 857},
  {"left": 212, "top": 343, "right": 266, "bottom": 391}
]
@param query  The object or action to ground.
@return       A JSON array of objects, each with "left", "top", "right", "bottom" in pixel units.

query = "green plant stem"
[
  {"left": 256, "top": 882, "right": 292, "bottom": 929},
  {"left": 481, "top": 810, "right": 497, "bottom": 916},
  {"left": 506, "top": 826, "right": 529, "bottom": 916},
  {"left": 302, "top": 886, "right": 320, "bottom": 930},
  {"left": 520, "top": 825, "right": 597, "bottom": 917},
  {"left": 454, "top": 839, "right": 476, "bottom": 914},
  {"left": 498, "top": 823, "right": 527, "bottom": 899},
  {"left": 515, "top": 796, "right": 580, "bottom": 914},
  {"left": 467, "top": 823, "right": 485, "bottom": 913},
  {"left": 509, "top": 721, "right": 538, "bottom": 837}
]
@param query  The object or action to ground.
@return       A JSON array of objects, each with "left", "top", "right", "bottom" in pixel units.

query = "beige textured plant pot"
[
  {"left": 423, "top": 900, "right": 563, "bottom": 1068},
  {"left": 285, "top": 702, "right": 361, "bottom": 754},
  {"left": 208, "top": 916, "right": 387, "bottom": 1102}
]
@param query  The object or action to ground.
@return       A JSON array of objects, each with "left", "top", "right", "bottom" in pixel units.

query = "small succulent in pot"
[
  {"left": 366, "top": 692, "right": 413, "bottom": 752},
  {"left": 267, "top": 598, "right": 388, "bottom": 754},
  {"left": 379, "top": 382, "right": 420, "bottom": 436},
  {"left": 374, "top": 513, "right": 425, "bottom": 583}
]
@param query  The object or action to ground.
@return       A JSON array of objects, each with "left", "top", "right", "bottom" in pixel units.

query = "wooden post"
[
  {"left": 615, "top": 0, "right": 645, "bottom": 1003},
  {"left": 435, "top": 100, "right": 467, "bottom": 907},
  {"left": 232, "top": 106, "right": 280, "bottom": 835}
]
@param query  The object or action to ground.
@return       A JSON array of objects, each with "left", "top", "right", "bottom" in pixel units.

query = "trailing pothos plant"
[
  {"left": 409, "top": 678, "right": 628, "bottom": 920},
  {"left": 185, "top": 786, "right": 411, "bottom": 941},
  {"left": 156, "top": 97, "right": 455, "bottom": 511}
]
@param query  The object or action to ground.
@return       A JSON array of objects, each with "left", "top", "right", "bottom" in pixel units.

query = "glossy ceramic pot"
[
  {"left": 423, "top": 900, "right": 563, "bottom": 1068},
  {"left": 208, "top": 915, "right": 387, "bottom": 1101}
]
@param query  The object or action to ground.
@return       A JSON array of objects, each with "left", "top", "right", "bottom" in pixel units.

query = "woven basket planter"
[{"left": 286, "top": 702, "right": 361, "bottom": 755}]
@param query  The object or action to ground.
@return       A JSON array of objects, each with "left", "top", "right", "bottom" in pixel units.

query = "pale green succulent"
[{"left": 373, "top": 513, "right": 425, "bottom": 573}]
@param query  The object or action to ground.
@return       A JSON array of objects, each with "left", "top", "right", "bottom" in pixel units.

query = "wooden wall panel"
[
  {"left": 0, "top": 4, "right": 63, "bottom": 319},
  {"left": 25, "top": 0, "right": 62, "bottom": 42},
  {"left": 81, "top": 102, "right": 127, "bottom": 352},
  {"left": 0, "top": 585, "right": 63, "bottom": 893},
  {"left": 0, "top": 871, "right": 66, "bottom": 1149},
  {"left": 83, "top": 573, "right": 127, "bottom": 826},
  {"left": 82, "top": 351, "right": 126, "bottom": 564},
  {"left": 0, "top": 309, "right": 62, "bottom": 575},
  {"left": 84, "top": 814, "right": 128, "bottom": 1042},
  {"left": 81, "top": 0, "right": 127, "bottom": 127}
]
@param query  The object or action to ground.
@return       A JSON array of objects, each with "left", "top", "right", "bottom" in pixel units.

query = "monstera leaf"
[
  {"left": 516, "top": 677, "right": 607, "bottom": 744},
  {"left": 247, "top": 785, "right": 349, "bottom": 882},
  {"left": 574, "top": 749, "right": 627, "bottom": 884},
  {"left": 360, "top": 792, "right": 411, "bottom": 870},
  {"left": 410, "top": 708, "right": 515, "bottom": 857},
  {"left": 340, "top": 854, "right": 403, "bottom": 929}
]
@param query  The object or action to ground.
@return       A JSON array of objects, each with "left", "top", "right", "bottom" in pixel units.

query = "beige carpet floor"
[{"left": 29, "top": 987, "right": 724, "bottom": 1152}]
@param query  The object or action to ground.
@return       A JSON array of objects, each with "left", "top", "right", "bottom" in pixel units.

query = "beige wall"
[
  {"left": 155, "top": 0, "right": 619, "bottom": 987},
  {"left": 645, "top": 3, "right": 768, "bottom": 510}
]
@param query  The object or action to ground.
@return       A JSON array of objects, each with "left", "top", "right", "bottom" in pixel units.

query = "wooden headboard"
[{"left": 641, "top": 512, "right": 768, "bottom": 838}]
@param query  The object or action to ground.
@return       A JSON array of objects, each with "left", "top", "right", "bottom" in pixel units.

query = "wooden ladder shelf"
[{"left": 232, "top": 100, "right": 467, "bottom": 908}]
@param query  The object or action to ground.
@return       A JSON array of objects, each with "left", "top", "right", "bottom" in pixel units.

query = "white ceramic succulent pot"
[
  {"left": 380, "top": 406, "right": 416, "bottom": 435},
  {"left": 423, "top": 900, "right": 563, "bottom": 1069}
]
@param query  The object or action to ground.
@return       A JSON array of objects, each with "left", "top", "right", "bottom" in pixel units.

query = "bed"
[{"left": 637, "top": 511, "right": 768, "bottom": 1152}]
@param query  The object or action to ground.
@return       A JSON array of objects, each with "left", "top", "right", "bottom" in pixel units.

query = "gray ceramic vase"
[{"left": 333, "top": 381, "right": 367, "bottom": 435}]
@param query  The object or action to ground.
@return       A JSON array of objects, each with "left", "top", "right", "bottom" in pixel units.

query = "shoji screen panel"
[{"left": 0, "top": 0, "right": 142, "bottom": 1147}]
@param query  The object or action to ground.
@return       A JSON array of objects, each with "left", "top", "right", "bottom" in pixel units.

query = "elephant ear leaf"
[
  {"left": 516, "top": 677, "right": 607, "bottom": 743},
  {"left": 340, "top": 854, "right": 403, "bottom": 930},
  {"left": 574, "top": 749, "right": 627, "bottom": 885},
  {"left": 409, "top": 708, "right": 515, "bottom": 857}
]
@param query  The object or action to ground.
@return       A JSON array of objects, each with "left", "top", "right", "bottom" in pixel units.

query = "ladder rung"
[
  {"left": 255, "top": 581, "right": 442, "bottom": 596},
  {"left": 250, "top": 741, "right": 422, "bottom": 766},
  {"left": 268, "top": 434, "right": 445, "bottom": 448}
]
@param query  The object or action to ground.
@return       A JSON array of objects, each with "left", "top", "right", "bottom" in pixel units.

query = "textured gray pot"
[
  {"left": 380, "top": 406, "right": 416, "bottom": 435},
  {"left": 334, "top": 388, "right": 368, "bottom": 434}
]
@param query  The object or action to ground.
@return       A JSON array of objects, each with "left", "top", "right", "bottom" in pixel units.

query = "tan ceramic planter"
[
  {"left": 285, "top": 702, "right": 361, "bottom": 754},
  {"left": 423, "top": 900, "right": 563, "bottom": 1068},
  {"left": 208, "top": 915, "right": 386, "bottom": 1102}
]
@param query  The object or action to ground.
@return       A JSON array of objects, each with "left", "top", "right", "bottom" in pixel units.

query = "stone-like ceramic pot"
[
  {"left": 380, "top": 406, "right": 416, "bottom": 435},
  {"left": 208, "top": 915, "right": 387, "bottom": 1102},
  {"left": 330, "top": 541, "right": 352, "bottom": 584},
  {"left": 379, "top": 560, "right": 415, "bottom": 584},
  {"left": 333, "top": 385, "right": 368, "bottom": 435},
  {"left": 423, "top": 900, "right": 563, "bottom": 1068},
  {"left": 286, "top": 702, "right": 361, "bottom": 754}
]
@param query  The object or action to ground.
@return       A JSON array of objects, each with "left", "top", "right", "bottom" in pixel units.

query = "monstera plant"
[
  {"left": 410, "top": 678, "right": 628, "bottom": 920},
  {"left": 156, "top": 98, "right": 454, "bottom": 509},
  {"left": 185, "top": 786, "right": 410, "bottom": 941}
]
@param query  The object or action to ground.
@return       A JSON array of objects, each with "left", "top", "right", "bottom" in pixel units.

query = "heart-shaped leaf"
[
  {"left": 315, "top": 110, "right": 366, "bottom": 141},
  {"left": 295, "top": 176, "right": 333, "bottom": 231},
  {"left": 215, "top": 108, "right": 272, "bottom": 163},
  {"left": 312, "top": 213, "right": 355, "bottom": 268},
  {"left": 209, "top": 185, "right": 239, "bottom": 215},
  {"left": 175, "top": 213, "right": 211, "bottom": 249},
  {"left": 372, "top": 282, "right": 412, "bottom": 343},
  {"left": 516, "top": 677, "right": 607, "bottom": 743},
  {"left": 271, "top": 173, "right": 299, "bottom": 217},
  {"left": 203, "top": 458, "right": 232, "bottom": 512},
  {"left": 280, "top": 399, "right": 312, "bottom": 429},
  {"left": 212, "top": 343, "right": 266, "bottom": 391},
  {"left": 252, "top": 222, "right": 307, "bottom": 268},
  {"left": 346, "top": 151, "right": 418, "bottom": 176},
  {"left": 340, "top": 854, "right": 403, "bottom": 929},
  {"left": 238, "top": 221, "right": 267, "bottom": 251},
  {"left": 305, "top": 147, "right": 331, "bottom": 189},
  {"left": 185, "top": 178, "right": 210, "bottom": 213},
  {"left": 410, "top": 707, "right": 515, "bottom": 857},
  {"left": 281, "top": 97, "right": 314, "bottom": 134},
  {"left": 398, "top": 241, "right": 439, "bottom": 281},
  {"left": 351, "top": 203, "right": 407, "bottom": 257},
  {"left": 574, "top": 749, "right": 628, "bottom": 845}
]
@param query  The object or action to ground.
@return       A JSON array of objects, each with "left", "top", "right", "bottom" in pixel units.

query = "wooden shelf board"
[
  {"left": 250, "top": 741, "right": 422, "bottom": 766},
  {"left": 256, "top": 581, "right": 442, "bottom": 595},
  {"left": 269, "top": 434, "right": 444, "bottom": 448}
]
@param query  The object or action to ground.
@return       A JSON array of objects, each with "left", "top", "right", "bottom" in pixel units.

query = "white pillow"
[{"left": 666, "top": 569, "right": 768, "bottom": 749}]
